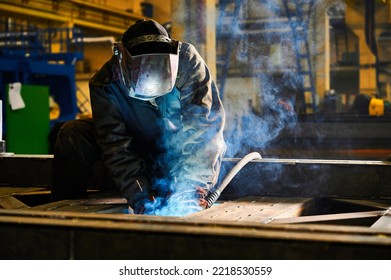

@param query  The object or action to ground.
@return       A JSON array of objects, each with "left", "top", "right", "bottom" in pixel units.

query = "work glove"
[
  {"left": 127, "top": 175, "right": 155, "bottom": 214},
  {"left": 137, "top": 179, "right": 173, "bottom": 215},
  {"left": 151, "top": 181, "right": 209, "bottom": 216},
  {"left": 128, "top": 177, "right": 176, "bottom": 214},
  {"left": 128, "top": 178, "right": 210, "bottom": 215},
  {"left": 197, "top": 186, "right": 209, "bottom": 209},
  {"left": 128, "top": 192, "right": 156, "bottom": 214}
]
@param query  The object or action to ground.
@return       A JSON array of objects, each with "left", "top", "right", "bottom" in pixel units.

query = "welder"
[
  {"left": 51, "top": 19, "right": 226, "bottom": 215},
  {"left": 352, "top": 93, "right": 391, "bottom": 116}
]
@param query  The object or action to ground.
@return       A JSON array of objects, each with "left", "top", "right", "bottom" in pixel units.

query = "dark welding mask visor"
[{"left": 114, "top": 42, "right": 179, "bottom": 100}]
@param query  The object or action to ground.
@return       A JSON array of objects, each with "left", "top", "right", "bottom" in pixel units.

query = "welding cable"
[{"left": 204, "top": 152, "right": 262, "bottom": 208}]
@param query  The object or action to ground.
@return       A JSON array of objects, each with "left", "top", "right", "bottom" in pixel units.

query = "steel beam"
[
  {"left": 0, "top": 154, "right": 53, "bottom": 187},
  {"left": 0, "top": 209, "right": 391, "bottom": 259},
  {"left": 219, "top": 158, "right": 391, "bottom": 200},
  {"left": 1, "top": 155, "right": 391, "bottom": 200}
]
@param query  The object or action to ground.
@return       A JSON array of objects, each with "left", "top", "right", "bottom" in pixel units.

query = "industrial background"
[{"left": 1, "top": 0, "right": 391, "bottom": 259}]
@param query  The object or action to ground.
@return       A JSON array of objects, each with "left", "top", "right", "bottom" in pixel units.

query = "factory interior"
[{"left": 1, "top": 0, "right": 391, "bottom": 260}]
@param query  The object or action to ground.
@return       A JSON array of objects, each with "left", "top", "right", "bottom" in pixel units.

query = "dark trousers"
[{"left": 51, "top": 118, "right": 116, "bottom": 201}]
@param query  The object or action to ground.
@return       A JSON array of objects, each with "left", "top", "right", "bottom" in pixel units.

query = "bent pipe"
[{"left": 204, "top": 152, "right": 262, "bottom": 208}]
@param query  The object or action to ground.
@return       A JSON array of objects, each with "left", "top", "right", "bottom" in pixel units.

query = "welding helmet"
[{"left": 114, "top": 19, "right": 180, "bottom": 100}]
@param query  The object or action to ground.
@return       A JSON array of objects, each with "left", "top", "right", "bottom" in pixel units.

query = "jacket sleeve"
[
  {"left": 174, "top": 43, "right": 226, "bottom": 190},
  {"left": 89, "top": 60, "right": 150, "bottom": 205}
]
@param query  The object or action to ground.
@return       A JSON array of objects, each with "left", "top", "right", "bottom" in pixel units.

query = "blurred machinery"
[
  {"left": 0, "top": 19, "right": 84, "bottom": 153},
  {"left": 216, "top": 0, "right": 318, "bottom": 115},
  {"left": 352, "top": 93, "right": 391, "bottom": 116}
]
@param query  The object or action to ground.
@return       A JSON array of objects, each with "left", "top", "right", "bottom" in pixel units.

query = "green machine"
[
  {"left": 0, "top": 22, "right": 84, "bottom": 155},
  {"left": 5, "top": 84, "right": 50, "bottom": 154}
]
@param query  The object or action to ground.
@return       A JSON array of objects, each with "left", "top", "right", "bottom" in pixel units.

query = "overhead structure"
[{"left": 0, "top": 0, "right": 144, "bottom": 36}]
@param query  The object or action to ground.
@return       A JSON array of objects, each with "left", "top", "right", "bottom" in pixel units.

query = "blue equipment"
[{"left": 0, "top": 20, "right": 84, "bottom": 126}]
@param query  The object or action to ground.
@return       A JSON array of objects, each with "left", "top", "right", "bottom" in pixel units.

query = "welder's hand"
[
  {"left": 277, "top": 98, "right": 295, "bottom": 116},
  {"left": 196, "top": 187, "right": 209, "bottom": 209},
  {"left": 128, "top": 192, "right": 155, "bottom": 214}
]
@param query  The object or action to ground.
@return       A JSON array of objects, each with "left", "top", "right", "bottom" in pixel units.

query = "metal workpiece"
[
  {"left": 0, "top": 155, "right": 391, "bottom": 259},
  {"left": 0, "top": 140, "right": 5, "bottom": 154},
  {"left": 1, "top": 154, "right": 391, "bottom": 200},
  {"left": 0, "top": 209, "right": 391, "bottom": 260},
  {"left": 219, "top": 158, "right": 391, "bottom": 200},
  {"left": 0, "top": 154, "right": 53, "bottom": 187}
]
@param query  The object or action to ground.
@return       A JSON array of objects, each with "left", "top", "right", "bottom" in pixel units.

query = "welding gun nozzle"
[{"left": 204, "top": 190, "right": 221, "bottom": 208}]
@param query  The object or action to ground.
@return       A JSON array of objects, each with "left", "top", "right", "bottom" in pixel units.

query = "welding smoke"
[
  {"left": 141, "top": 0, "right": 345, "bottom": 216},
  {"left": 223, "top": 0, "right": 345, "bottom": 158}
]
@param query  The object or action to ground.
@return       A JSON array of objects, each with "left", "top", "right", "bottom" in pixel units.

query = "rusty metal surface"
[
  {"left": 0, "top": 196, "right": 29, "bottom": 210},
  {"left": 187, "top": 197, "right": 311, "bottom": 223},
  {"left": 371, "top": 208, "right": 391, "bottom": 229},
  {"left": 187, "top": 196, "right": 391, "bottom": 227},
  {"left": 270, "top": 210, "right": 384, "bottom": 224}
]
